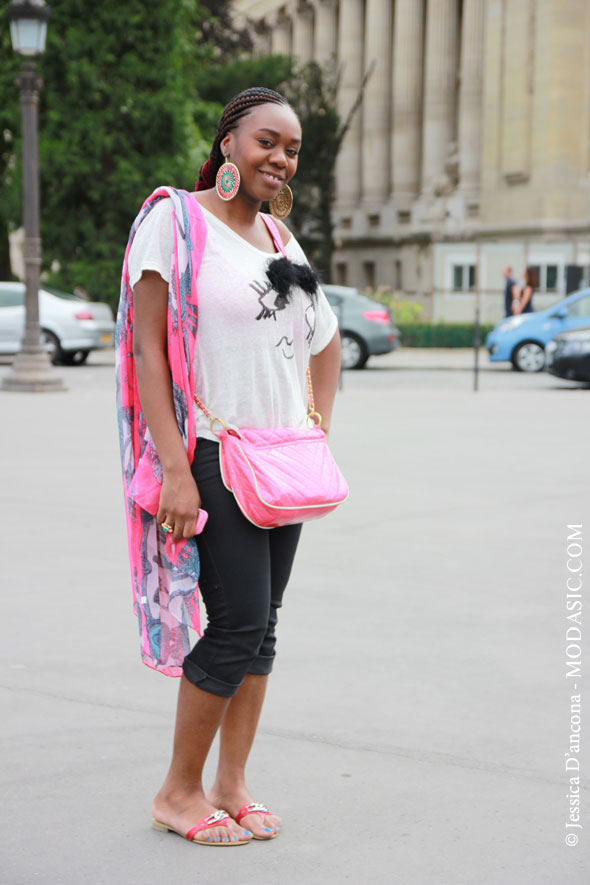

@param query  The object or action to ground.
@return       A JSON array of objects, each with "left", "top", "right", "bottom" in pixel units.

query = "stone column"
[
  {"left": 313, "top": 0, "right": 338, "bottom": 62},
  {"left": 458, "top": 0, "right": 485, "bottom": 196},
  {"left": 291, "top": 1, "right": 315, "bottom": 63},
  {"left": 420, "top": 0, "right": 459, "bottom": 194},
  {"left": 335, "top": 0, "right": 364, "bottom": 206},
  {"left": 531, "top": 0, "right": 589, "bottom": 218},
  {"left": 362, "top": 0, "right": 393, "bottom": 204},
  {"left": 391, "top": 0, "right": 424, "bottom": 202},
  {"left": 271, "top": 11, "right": 292, "bottom": 56},
  {"left": 501, "top": 0, "right": 532, "bottom": 184}
]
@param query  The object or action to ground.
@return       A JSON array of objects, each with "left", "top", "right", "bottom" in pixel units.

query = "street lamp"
[{"left": 2, "top": 0, "right": 65, "bottom": 392}]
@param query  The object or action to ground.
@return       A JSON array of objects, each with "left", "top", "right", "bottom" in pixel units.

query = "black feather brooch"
[{"left": 265, "top": 257, "right": 320, "bottom": 310}]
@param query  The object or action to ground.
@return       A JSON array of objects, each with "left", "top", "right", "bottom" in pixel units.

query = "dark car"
[
  {"left": 545, "top": 327, "right": 590, "bottom": 383},
  {"left": 323, "top": 285, "right": 399, "bottom": 369}
]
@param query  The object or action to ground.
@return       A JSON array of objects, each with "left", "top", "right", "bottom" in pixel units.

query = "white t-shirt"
[{"left": 128, "top": 196, "right": 338, "bottom": 443}]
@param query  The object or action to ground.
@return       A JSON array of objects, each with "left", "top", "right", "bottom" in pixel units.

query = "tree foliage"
[
  {"left": 0, "top": 0, "right": 219, "bottom": 306},
  {"left": 36, "top": 0, "right": 209, "bottom": 305},
  {"left": 0, "top": 5, "right": 22, "bottom": 279}
]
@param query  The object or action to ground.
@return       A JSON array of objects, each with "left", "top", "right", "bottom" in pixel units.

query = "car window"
[
  {"left": 0, "top": 288, "right": 24, "bottom": 307},
  {"left": 41, "top": 285, "right": 79, "bottom": 301},
  {"left": 567, "top": 295, "right": 590, "bottom": 318}
]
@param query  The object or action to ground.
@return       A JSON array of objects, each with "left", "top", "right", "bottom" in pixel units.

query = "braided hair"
[{"left": 195, "top": 87, "right": 291, "bottom": 191}]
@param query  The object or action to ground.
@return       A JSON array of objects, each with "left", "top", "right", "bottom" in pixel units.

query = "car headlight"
[
  {"left": 545, "top": 341, "right": 557, "bottom": 354},
  {"left": 498, "top": 316, "right": 527, "bottom": 333}
]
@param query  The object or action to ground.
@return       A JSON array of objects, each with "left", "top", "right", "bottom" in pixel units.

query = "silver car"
[
  {"left": 323, "top": 285, "right": 399, "bottom": 369},
  {"left": 0, "top": 282, "right": 115, "bottom": 365}
]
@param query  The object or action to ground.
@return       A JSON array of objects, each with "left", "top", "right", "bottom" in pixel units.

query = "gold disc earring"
[{"left": 269, "top": 184, "right": 293, "bottom": 220}]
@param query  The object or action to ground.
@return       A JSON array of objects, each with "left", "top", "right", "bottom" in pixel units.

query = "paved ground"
[{"left": 1, "top": 347, "right": 589, "bottom": 884}]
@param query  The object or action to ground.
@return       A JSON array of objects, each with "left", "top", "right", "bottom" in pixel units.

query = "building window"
[
  {"left": 546, "top": 265, "right": 558, "bottom": 291},
  {"left": 335, "top": 262, "right": 348, "bottom": 286},
  {"left": 363, "top": 261, "right": 376, "bottom": 290},
  {"left": 452, "top": 264, "right": 475, "bottom": 291},
  {"left": 529, "top": 264, "right": 561, "bottom": 293}
]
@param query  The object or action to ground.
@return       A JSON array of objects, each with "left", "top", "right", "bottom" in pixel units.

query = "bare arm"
[
  {"left": 511, "top": 283, "right": 522, "bottom": 314},
  {"left": 309, "top": 329, "right": 341, "bottom": 437},
  {"left": 133, "top": 270, "right": 200, "bottom": 541}
]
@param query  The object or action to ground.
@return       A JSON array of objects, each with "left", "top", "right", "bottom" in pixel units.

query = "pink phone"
[{"left": 195, "top": 509, "right": 209, "bottom": 534}]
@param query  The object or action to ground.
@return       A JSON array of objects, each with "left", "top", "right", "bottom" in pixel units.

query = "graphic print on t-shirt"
[
  {"left": 304, "top": 301, "right": 316, "bottom": 344},
  {"left": 250, "top": 278, "right": 286, "bottom": 321},
  {"left": 248, "top": 270, "right": 318, "bottom": 359},
  {"left": 276, "top": 336, "right": 295, "bottom": 359}
]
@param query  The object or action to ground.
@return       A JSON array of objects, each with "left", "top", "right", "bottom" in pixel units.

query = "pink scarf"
[{"left": 115, "top": 187, "right": 206, "bottom": 676}]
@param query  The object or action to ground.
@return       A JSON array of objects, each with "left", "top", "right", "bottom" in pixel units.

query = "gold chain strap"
[{"left": 194, "top": 365, "right": 322, "bottom": 431}]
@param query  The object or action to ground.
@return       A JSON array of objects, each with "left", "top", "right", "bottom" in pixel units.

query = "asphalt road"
[{"left": 1, "top": 347, "right": 588, "bottom": 884}]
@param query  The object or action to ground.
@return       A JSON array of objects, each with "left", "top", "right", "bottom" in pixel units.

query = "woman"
[
  {"left": 512, "top": 267, "right": 536, "bottom": 314},
  {"left": 116, "top": 87, "right": 341, "bottom": 846}
]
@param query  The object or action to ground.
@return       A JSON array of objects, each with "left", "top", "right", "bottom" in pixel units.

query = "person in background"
[
  {"left": 502, "top": 265, "right": 519, "bottom": 317},
  {"left": 512, "top": 267, "right": 536, "bottom": 315}
]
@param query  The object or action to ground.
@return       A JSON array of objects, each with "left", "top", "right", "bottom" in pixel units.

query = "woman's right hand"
[{"left": 157, "top": 466, "right": 202, "bottom": 542}]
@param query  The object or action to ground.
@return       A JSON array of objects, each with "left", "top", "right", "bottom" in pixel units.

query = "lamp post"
[{"left": 2, "top": 0, "right": 65, "bottom": 392}]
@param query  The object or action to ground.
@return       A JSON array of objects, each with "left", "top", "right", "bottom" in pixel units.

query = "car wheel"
[
  {"left": 341, "top": 331, "right": 368, "bottom": 370},
  {"left": 511, "top": 340, "right": 546, "bottom": 372},
  {"left": 62, "top": 349, "right": 90, "bottom": 366},
  {"left": 41, "top": 329, "right": 63, "bottom": 365}
]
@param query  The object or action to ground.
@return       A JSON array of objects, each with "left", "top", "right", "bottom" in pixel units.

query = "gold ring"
[
  {"left": 306, "top": 410, "right": 322, "bottom": 428},
  {"left": 161, "top": 522, "right": 174, "bottom": 534},
  {"left": 210, "top": 416, "right": 226, "bottom": 435}
]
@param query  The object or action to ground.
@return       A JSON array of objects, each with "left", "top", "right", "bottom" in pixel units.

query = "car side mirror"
[{"left": 555, "top": 306, "right": 568, "bottom": 318}]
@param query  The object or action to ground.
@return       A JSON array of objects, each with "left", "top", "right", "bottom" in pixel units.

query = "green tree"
[
  {"left": 0, "top": 5, "right": 23, "bottom": 280},
  {"left": 35, "top": 0, "right": 210, "bottom": 307}
]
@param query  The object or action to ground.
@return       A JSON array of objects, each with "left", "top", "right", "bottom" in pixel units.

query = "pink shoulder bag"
[
  {"left": 194, "top": 368, "right": 348, "bottom": 529},
  {"left": 193, "top": 216, "right": 349, "bottom": 529}
]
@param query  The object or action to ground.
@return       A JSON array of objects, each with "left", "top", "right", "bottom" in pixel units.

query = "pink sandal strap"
[
  {"left": 186, "top": 809, "right": 231, "bottom": 841},
  {"left": 235, "top": 803, "right": 271, "bottom": 825}
]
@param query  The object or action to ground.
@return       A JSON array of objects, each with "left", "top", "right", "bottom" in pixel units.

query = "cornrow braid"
[{"left": 195, "top": 87, "right": 290, "bottom": 191}]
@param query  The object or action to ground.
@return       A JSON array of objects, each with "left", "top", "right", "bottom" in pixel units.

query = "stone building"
[{"left": 233, "top": 1, "right": 590, "bottom": 321}]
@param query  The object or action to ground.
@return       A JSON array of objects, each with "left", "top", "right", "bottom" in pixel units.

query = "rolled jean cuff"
[
  {"left": 247, "top": 653, "right": 275, "bottom": 676},
  {"left": 182, "top": 657, "right": 243, "bottom": 698}
]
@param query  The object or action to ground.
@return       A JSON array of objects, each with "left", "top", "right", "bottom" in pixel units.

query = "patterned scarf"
[{"left": 115, "top": 187, "right": 206, "bottom": 676}]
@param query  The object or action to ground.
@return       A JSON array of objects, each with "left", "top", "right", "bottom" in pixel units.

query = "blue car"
[{"left": 486, "top": 287, "right": 590, "bottom": 372}]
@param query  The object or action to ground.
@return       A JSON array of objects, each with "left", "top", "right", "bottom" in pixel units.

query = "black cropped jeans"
[{"left": 182, "top": 438, "right": 303, "bottom": 698}]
